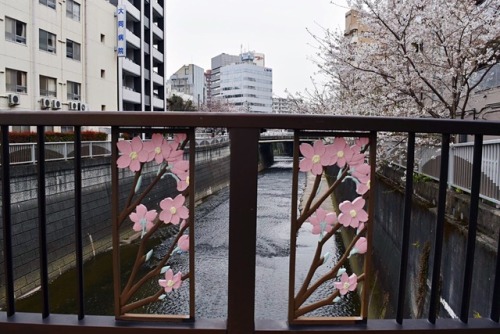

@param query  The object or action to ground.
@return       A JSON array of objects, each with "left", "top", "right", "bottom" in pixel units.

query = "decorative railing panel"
[
  {"left": 111, "top": 128, "right": 195, "bottom": 321},
  {"left": 289, "top": 131, "right": 375, "bottom": 324}
]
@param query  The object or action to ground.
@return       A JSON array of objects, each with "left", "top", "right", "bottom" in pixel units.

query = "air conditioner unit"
[
  {"left": 51, "top": 99, "right": 61, "bottom": 110},
  {"left": 69, "top": 101, "right": 79, "bottom": 110},
  {"left": 8, "top": 93, "right": 20, "bottom": 106},
  {"left": 79, "top": 102, "right": 89, "bottom": 111},
  {"left": 40, "top": 97, "right": 51, "bottom": 109}
]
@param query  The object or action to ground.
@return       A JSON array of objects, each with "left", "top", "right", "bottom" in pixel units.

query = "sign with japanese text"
[{"left": 116, "top": 5, "right": 126, "bottom": 57}]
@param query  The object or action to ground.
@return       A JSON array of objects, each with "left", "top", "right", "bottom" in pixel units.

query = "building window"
[
  {"left": 6, "top": 68, "right": 27, "bottom": 93},
  {"left": 40, "top": 75, "right": 57, "bottom": 97},
  {"left": 39, "top": 0, "right": 56, "bottom": 9},
  {"left": 66, "top": 0, "right": 81, "bottom": 21},
  {"left": 66, "top": 39, "right": 81, "bottom": 60},
  {"left": 5, "top": 17, "right": 26, "bottom": 44},
  {"left": 39, "top": 29, "right": 56, "bottom": 53},
  {"left": 101, "top": 69, "right": 105, "bottom": 78},
  {"left": 100, "top": 34, "right": 105, "bottom": 43},
  {"left": 67, "top": 81, "right": 81, "bottom": 100}
]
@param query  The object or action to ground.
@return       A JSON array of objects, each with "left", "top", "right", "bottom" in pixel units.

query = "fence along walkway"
[
  {"left": 412, "top": 139, "right": 500, "bottom": 205},
  {"left": 3, "top": 136, "right": 230, "bottom": 165}
]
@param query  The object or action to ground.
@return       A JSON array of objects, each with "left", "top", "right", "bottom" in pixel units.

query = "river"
[{"left": 17, "top": 157, "right": 358, "bottom": 320}]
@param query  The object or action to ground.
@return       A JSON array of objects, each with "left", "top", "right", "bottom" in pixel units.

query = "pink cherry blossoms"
[
  {"left": 158, "top": 269, "right": 182, "bottom": 293},
  {"left": 308, "top": 208, "right": 337, "bottom": 236},
  {"left": 334, "top": 272, "right": 358, "bottom": 295},
  {"left": 159, "top": 194, "right": 189, "bottom": 225},
  {"left": 338, "top": 197, "right": 369, "bottom": 229},
  {"left": 129, "top": 204, "right": 157, "bottom": 237}
]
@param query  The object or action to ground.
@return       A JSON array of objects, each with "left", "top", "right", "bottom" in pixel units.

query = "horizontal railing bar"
[
  {"left": 0, "top": 112, "right": 499, "bottom": 135},
  {"left": 1, "top": 314, "right": 499, "bottom": 333}
]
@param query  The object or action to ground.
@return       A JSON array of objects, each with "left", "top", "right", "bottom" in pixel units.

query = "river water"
[{"left": 17, "top": 157, "right": 358, "bottom": 320}]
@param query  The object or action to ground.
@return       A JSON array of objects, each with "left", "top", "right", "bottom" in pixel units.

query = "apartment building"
[
  {"left": 0, "top": 0, "right": 117, "bottom": 131},
  {"left": 1, "top": 0, "right": 167, "bottom": 128},
  {"left": 168, "top": 64, "right": 205, "bottom": 109},
  {"left": 113, "top": 0, "right": 166, "bottom": 112}
]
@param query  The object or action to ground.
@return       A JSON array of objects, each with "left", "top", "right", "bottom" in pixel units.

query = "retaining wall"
[{"left": 0, "top": 142, "right": 230, "bottom": 306}]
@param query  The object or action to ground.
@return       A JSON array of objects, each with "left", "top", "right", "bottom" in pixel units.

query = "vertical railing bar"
[
  {"left": 288, "top": 130, "right": 300, "bottom": 322},
  {"left": 227, "top": 128, "right": 259, "bottom": 334},
  {"left": 74, "top": 126, "right": 85, "bottom": 320},
  {"left": 188, "top": 127, "right": 196, "bottom": 320},
  {"left": 1, "top": 126, "right": 15, "bottom": 316},
  {"left": 428, "top": 133, "right": 450, "bottom": 324},
  {"left": 396, "top": 132, "right": 416, "bottom": 324},
  {"left": 111, "top": 126, "right": 121, "bottom": 317},
  {"left": 460, "top": 134, "right": 483, "bottom": 323},
  {"left": 491, "top": 226, "right": 500, "bottom": 322},
  {"left": 362, "top": 131, "right": 377, "bottom": 322},
  {"left": 36, "top": 126, "right": 50, "bottom": 319}
]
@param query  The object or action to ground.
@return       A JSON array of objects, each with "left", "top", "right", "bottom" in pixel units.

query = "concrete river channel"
[{"left": 16, "top": 157, "right": 359, "bottom": 320}]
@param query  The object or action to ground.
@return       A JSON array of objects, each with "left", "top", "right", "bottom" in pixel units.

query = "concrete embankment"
[{"left": 0, "top": 142, "right": 231, "bottom": 306}]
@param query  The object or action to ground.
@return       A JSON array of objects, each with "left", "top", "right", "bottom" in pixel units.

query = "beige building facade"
[{"left": 0, "top": 0, "right": 117, "bottom": 132}]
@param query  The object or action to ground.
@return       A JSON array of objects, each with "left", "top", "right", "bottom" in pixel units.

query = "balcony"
[
  {"left": 124, "top": 0, "right": 140, "bottom": 22},
  {"left": 152, "top": 23, "right": 164, "bottom": 40},
  {"left": 151, "top": 46, "right": 164, "bottom": 63},
  {"left": 152, "top": 96, "right": 164, "bottom": 109},
  {"left": 152, "top": 1, "right": 164, "bottom": 18},
  {"left": 0, "top": 112, "right": 499, "bottom": 333},
  {"left": 122, "top": 58, "right": 141, "bottom": 77},
  {"left": 126, "top": 29, "right": 141, "bottom": 49},
  {"left": 122, "top": 88, "right": 141, "bottom": 103},
  {"left": 152, "top": 71, "right": 164, "bottom": 86}
]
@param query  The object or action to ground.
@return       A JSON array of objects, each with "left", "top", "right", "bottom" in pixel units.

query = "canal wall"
[
  {"left": 0, "top": 142, "right": 230, "bottom": 307},
  {"left": 327, "top": 165, "right": 499, "bottom": 319}
]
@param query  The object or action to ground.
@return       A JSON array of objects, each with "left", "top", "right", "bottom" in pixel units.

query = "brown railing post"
[{"left": 227, "top": 128, "right": 260, "bottom": 334}]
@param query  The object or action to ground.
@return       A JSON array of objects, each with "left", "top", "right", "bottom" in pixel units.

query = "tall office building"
[
  {"left": 0, "top": 0, "right": 117, "bottom": 131},
  {"left": 210, "top": 51, "right": 273, "bottom": 113}
]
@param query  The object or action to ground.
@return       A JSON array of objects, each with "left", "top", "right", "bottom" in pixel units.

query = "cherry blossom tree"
[{"left": 315, "top": 0, "right": 500, "bottom": 119}]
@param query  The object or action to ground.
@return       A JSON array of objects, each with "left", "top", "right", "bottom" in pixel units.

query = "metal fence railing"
[
  {"left": 4, "top": 137, "right": 231, "bottom": 165},
  {"left": 0, "top": 112, "right": 499, "bottom": 334},
  {"left": 416, "top": 140, "right": 500, "bottom": 205},
  {"left": 6, "top": 141, "right": 113, "bottom": 165}
]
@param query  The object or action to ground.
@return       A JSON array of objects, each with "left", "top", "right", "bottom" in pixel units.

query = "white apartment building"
[
  {"left": 168, "top": 64, "right": 205, "bottom": 109},
  {"left": 0, "top": 0, "right": 117, "bottom": 131},
  {"left": 0, "top": 0, "right": 167, "bottom": 132},
  {"left": 113, "top": 0, "right": 166, "bottom": 112},
  {"left": 272, "top": 96, "right": 293, "bottom": 114},
  {"left": 211, "top": 51, "right": 273, "bottom": 113}
]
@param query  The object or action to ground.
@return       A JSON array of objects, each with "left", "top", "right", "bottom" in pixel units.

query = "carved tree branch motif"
[
  {"left": 114, "top": 132, "right": 193, "bottom": 318},
  {"left": 291, "top": 135, "right": 372, "bottom": 322}
]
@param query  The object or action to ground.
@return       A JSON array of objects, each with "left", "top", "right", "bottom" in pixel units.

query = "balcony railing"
[{"left": 0, "top": 111, "right": 499, "bottom": 333}]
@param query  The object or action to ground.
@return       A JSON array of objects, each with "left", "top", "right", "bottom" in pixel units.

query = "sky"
[{"left": 166, "top": 0, "right": 349, "bottom": 97}]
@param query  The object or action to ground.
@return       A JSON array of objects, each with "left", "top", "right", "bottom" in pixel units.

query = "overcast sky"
[{"left": 166, "top": 1, "right": 349, "bottom": 97}]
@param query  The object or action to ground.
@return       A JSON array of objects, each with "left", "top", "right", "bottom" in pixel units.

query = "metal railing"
[
  {"left": 4, "top": 137, "right": 231, "bottom": 165},
  {"left": 6, "top": 141, "right": 112, "bottom": 165},
  {"left": 0, "top": 111, "right": 499, "bottom": 334},
  {"left": 412, "top": 140, "right": 500, "bottom": 205}
]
